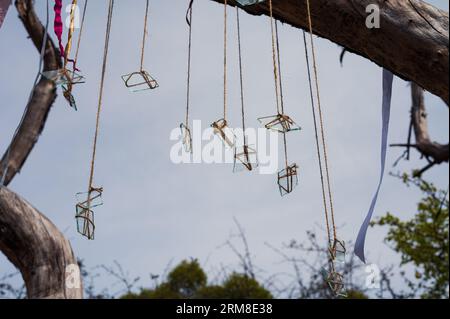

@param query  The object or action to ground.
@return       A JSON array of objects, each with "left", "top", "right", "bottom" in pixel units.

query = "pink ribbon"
[
  {"left": 54, "top": 0, "right": 65, "bottom": 58},
  {"left": 54, "top": 0, "right": 79, "bottom": 71}
]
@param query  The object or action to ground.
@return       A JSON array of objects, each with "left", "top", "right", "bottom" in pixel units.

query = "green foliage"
[
  {"left": 216, "top": 273, "right": 272, "bottom": 299},
  {"left": 121, "top": 260, "right": 272, "bottom": 299},
  {"left": 345, "top": 290, "right": 369, "bottom": 299},
  {"left": 195, "top": 285, "right": 227, "bottom": 299},
  {"left": 373, "top": 174, "right": 449, "bottom": 299},
  {"left": 167, "top": 259, "right": 207, "bottom": 298}
]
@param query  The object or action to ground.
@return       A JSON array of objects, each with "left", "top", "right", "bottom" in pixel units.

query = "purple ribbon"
[
  {"left": 0, "top": 0, "right": 11, "bottom": 30},
  {"left": 354, "top": 69, "right": 394, "bottom": 263}
]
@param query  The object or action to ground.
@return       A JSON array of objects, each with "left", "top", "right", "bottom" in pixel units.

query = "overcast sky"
[{"left": 0, "top": 0, "right": 448, "bottom": 296}]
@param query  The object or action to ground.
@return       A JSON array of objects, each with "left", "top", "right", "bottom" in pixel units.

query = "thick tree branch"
[
  {"left": 211, "top": 0, "right": 449, "bottom": 104},
  {"left": 391, "top": 83, "right": 448, "bottom": 174},
  {"left": 0, "top": 0, "right": 62, "bottom": 186},
  {"left": 410, "top": 82, "right": 449, "bottom": 163},
  {"left": 0, "top": 0, "right": 82, "bottom": 299},
  {"left": 0, "top": 187, "right": 82, "bottom": 299}
]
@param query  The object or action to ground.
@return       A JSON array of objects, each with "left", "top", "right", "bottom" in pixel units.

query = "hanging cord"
[
  {"left": 223, "top": 0, "right": 228, "bottom": 121},
  {"left": 140, "top": 0, "right": 150, "bottom": 72},
  {"left": 62, "top": 0, "right": 81, "bottom": 103},
  {"left": 52, "top": 0, "right": 77, "bottom": 73},
  {"left": 268, "top": 0, "right": 281, "bottom": 115},
  {"left": 275, "top": 20, "right": 285, "bottom": 115},
  {"left": 282, "top": 133, "right": 289, "bottom": 168},
  {"left": 185, "top": 0, "right": 194, "bottom": 127},
  {"left": 305, "top": 0, "right": 337, "bottom": 242},
  {"left": 87, "top": 0, "right": 114, "bottom": 196},
  {"left": 268, "top": 0, "right": 289, "bottom": 169},
  {"left": 64, "top": 0, "right": 78, "bottom": 69},
  {"left": 236, "top": 7, "right": 247, "bottom": 147},
  {"left": 282, "top": 130, "right": 289, "bottom": 168},
  {"left": 73, "top": 0, "right": 89, "bottom": 73},
  {"left": 1, "top": 0, "right": 50, "bottom": 187},
  {"left": 274, "top": 19, "right": 289, "bottom": 169},
  {"left": 303, "top": 31, "right": 331, "bottom": 247}
]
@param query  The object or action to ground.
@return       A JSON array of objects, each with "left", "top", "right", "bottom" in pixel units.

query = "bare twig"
[
  {"left": 391, "top": 82, "right": 449, "bottom": 173},
  {"left": 100, "top": 261, "right": 140, "bottom": 296}
]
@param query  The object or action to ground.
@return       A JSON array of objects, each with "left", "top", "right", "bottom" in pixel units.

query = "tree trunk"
[
  {"left": 0, "top": 0, "right": 82, "bottom": 299},
  {"left": 212, "top": 0, "right": 449, "bottom": 104},
  {"left": 0, "top": 187, "right": 83, "bottom": 299}
]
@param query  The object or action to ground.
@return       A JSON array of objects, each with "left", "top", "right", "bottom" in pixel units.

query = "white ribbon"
[
  {"left": 355, "top": 69, "right": 394, "bottom": 263},
  {"left": 0, "top": 0, "right": 11, "bottom": 30}
]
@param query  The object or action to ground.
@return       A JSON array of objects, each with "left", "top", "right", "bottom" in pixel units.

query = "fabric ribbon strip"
[
  {"left": 54, "top": 0, "right": 65, "bottom": 58},
  {"left": 0, "top": 0, "right": 11, "bottom": 30},
  {"left": 354, "top": 69, "right": 394, "bottom": 263},
  {"left": 54, "top": 0, "right": 77, "bottom": 70}
]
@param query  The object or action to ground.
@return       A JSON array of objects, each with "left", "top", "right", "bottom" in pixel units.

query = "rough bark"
[
  {"left": 411, "top": 83, "right": 449, "bottom": 163},
  {"left": 0, "top": 0, "right": 61, "bottom": 186},
  {"left": 0, "top": 187, "right": 83, "bottom": 299},
  {"left": 0, "top": 0, "right": 82, "bottom": 299},
  {"left": 212, "top": 0, "right": 449, "bottom": 104},
  {"left": 391, "top": 83, "right": 449, "bottom": 169}
]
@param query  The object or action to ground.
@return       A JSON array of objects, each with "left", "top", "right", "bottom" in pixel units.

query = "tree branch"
[
  {"left": 0, "top": 187, "right": 82, "bottom": 299},
  {"left": 211, "top": 0, "right": 449, "bottom": 104},
  {"left": 390, "top": 83, "right": 448, "bottom": 174},
  {"left": 410, "top": 83, "right": 449, "bottom": 164},
  {"left": 0, "top": 0, "right": 82, "bottom": 299},
  {"left": 0, "top": 0, "right": 62, "bottom": 186}
]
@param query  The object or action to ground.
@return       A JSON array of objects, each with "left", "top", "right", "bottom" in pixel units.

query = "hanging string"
[
  {"left": 62, "top": 0, "right": 82, "bottom": 105},
  {"left": 303, "top": 31, "right": 331, "bottom": 246},
  {"left": 185, "top": 0, "right": 194, "bottom": 127},
  {"left": 268, "top": 0, "right": 281, "bottom": 115},
  {"left": 223, "top": 0, "right": 228, "bottom": 121},
  {"left": 276, "top": 23, "right": 289, "bottom": 169},
  {"left": 73, "top": 0, "right": 89, "bottom": 72},
  {"left": 282, "top": 131, "right": 289, "bottom": 168},
  {"left": 271, "top": 6, "right": 289, "bottom": 169},
  {"left": 87, "top": 0, "right": 114, "bottom": 196},
  {"left": 1, "top": 0, "right": 50, "bottom": 187},
  {"left": 305, "top": 0, "right": 337, "bottom": 242},
  {"left": 275, "top": 20, "right": 285, "bottom": 115},
  {"left": 64, "top": 0, "right": 78, "bottom": 68},
  {"left": 236, "top": 7, "right": 247, "bottom": 147},
  {"left": 140, "top": 0, "right": 150, "bottom": 72}
]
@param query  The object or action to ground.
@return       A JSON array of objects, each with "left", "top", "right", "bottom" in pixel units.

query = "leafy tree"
[
  {"left": 4, "top": 174, "right": 448, "bottom": 300},
  {"left": 373, "top": 173, "right": 449, "bottom": 299},
  {"left": 121, "top": 259, "right": 272, "bottom": 299}
]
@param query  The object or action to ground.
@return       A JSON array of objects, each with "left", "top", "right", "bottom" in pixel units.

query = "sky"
[{"left": 0, "top": 0, "right": 449, "bottom": 297}]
